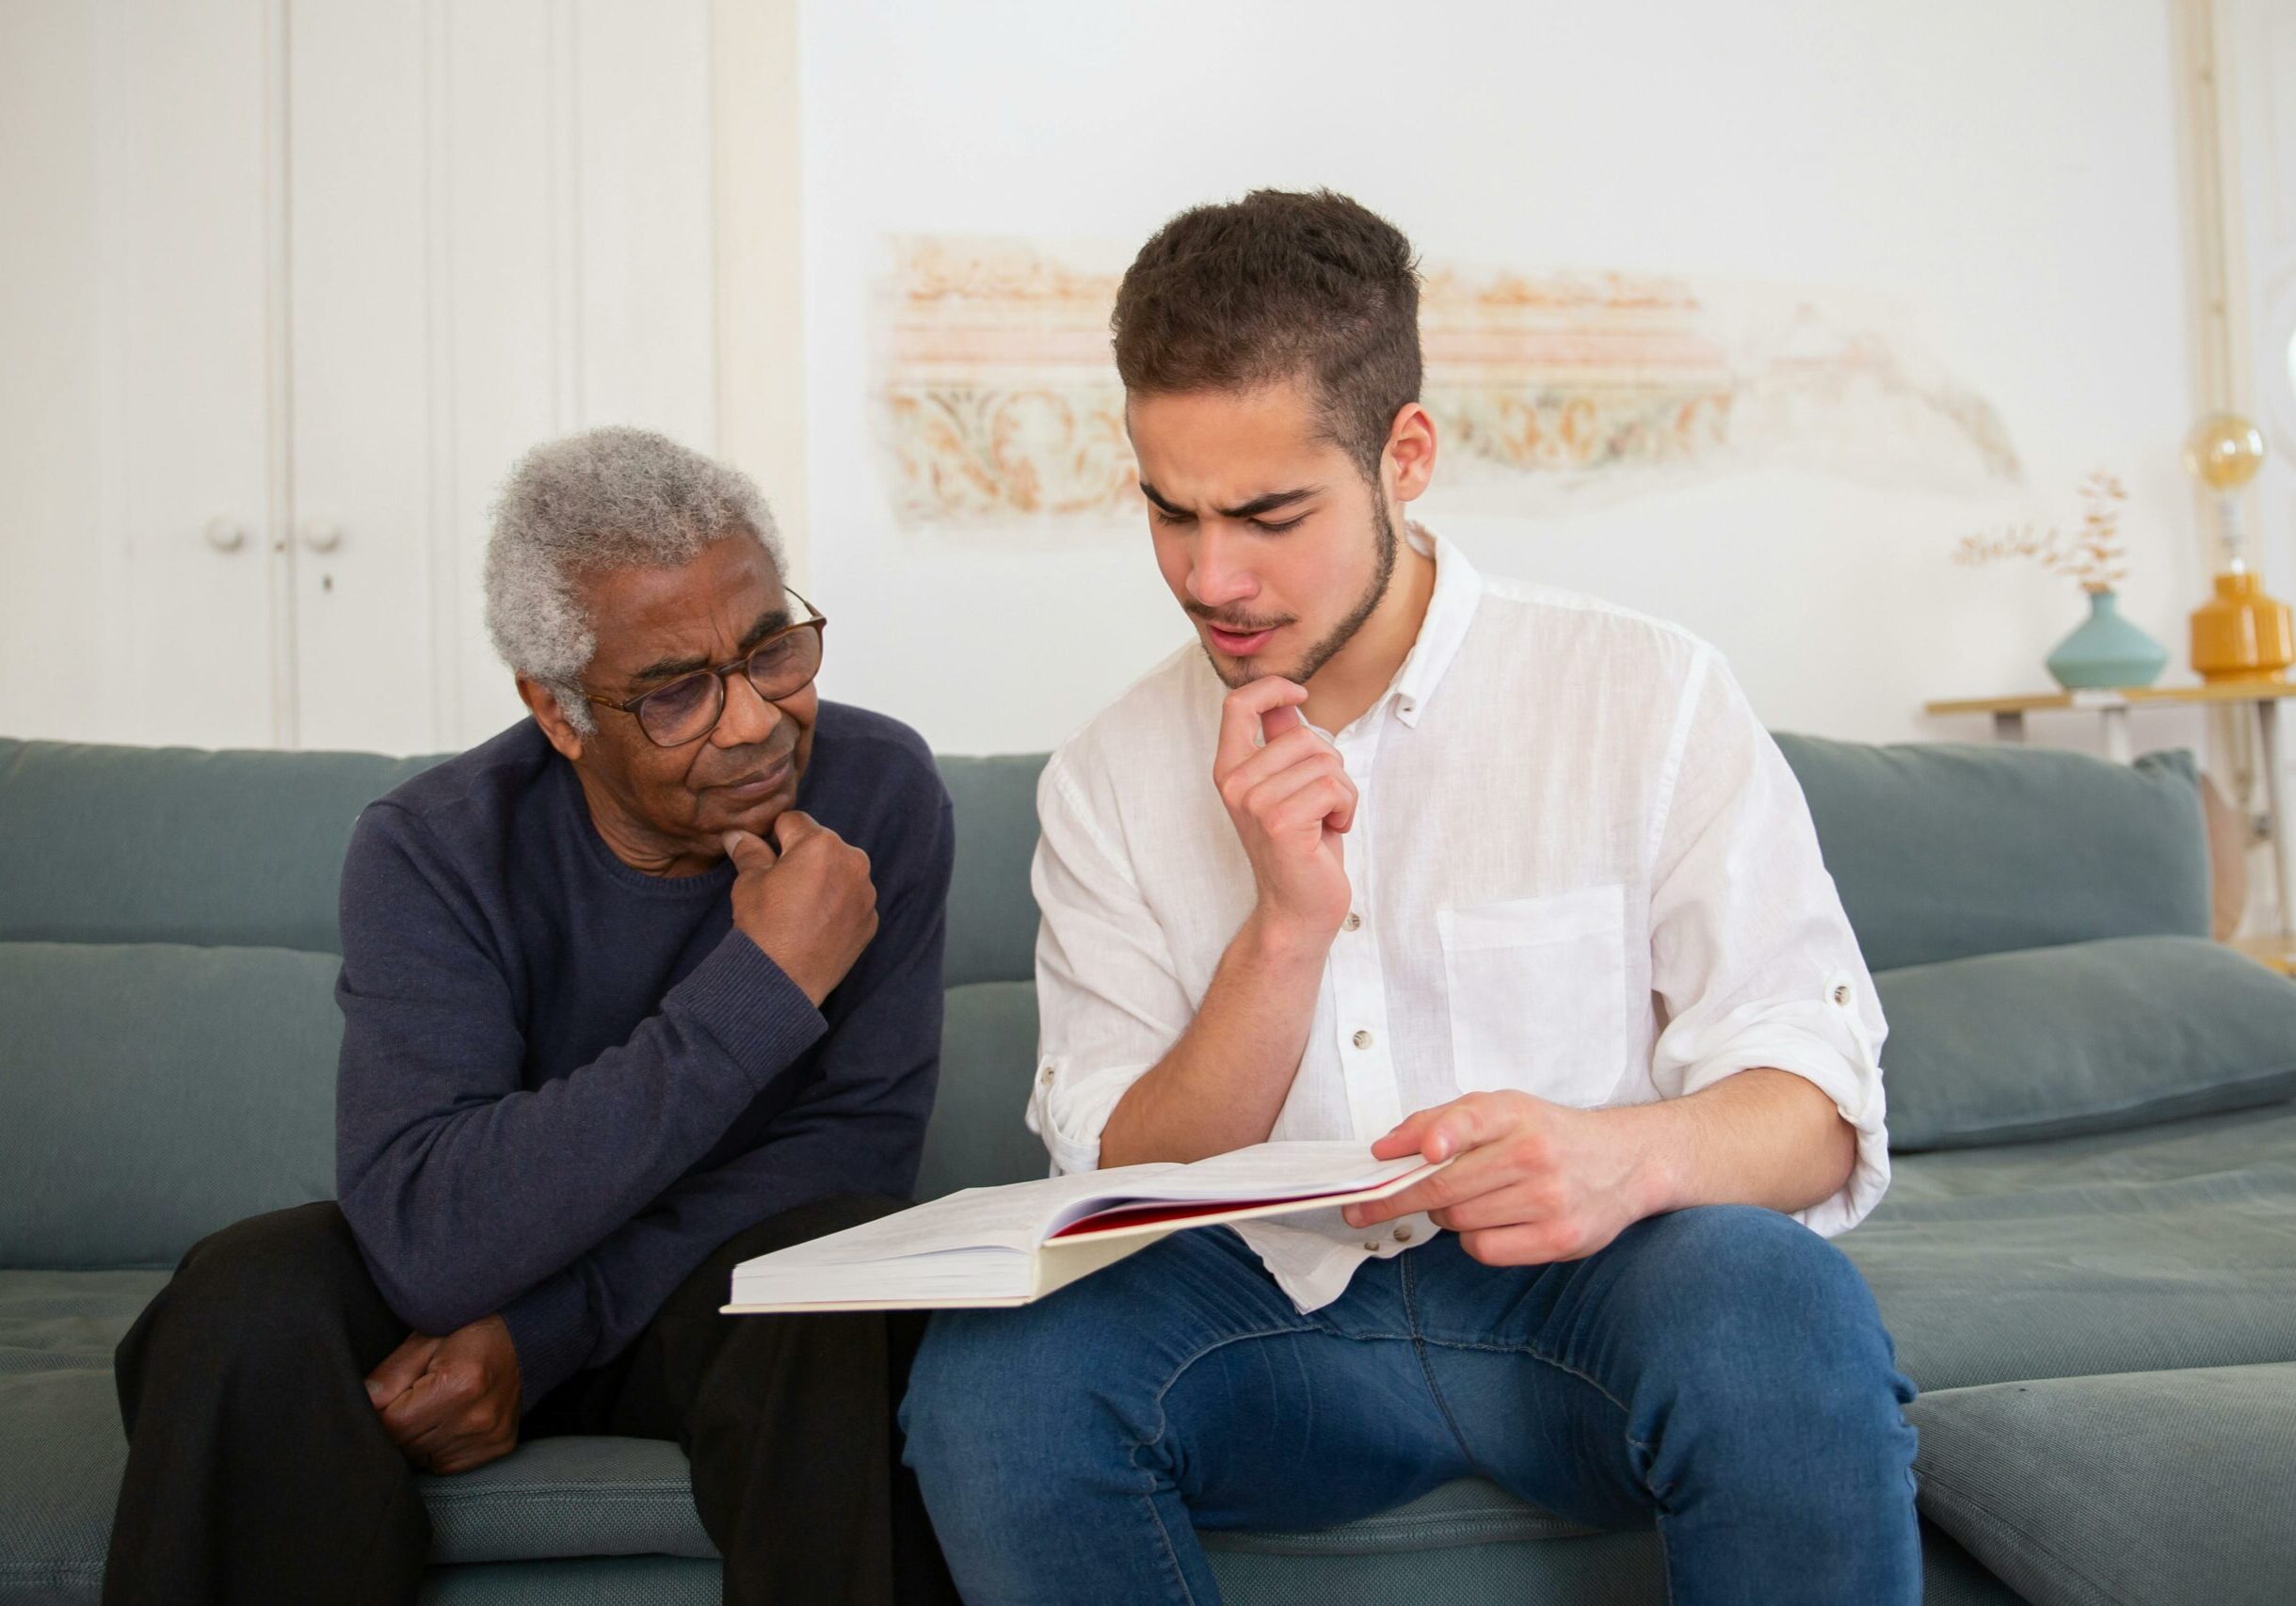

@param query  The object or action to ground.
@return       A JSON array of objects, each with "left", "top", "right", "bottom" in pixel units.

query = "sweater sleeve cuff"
[
  {"left": 667, "top": 929, "right": 829, "bottom": 1087},
  {"left": 500, "top": 1267, "right": 595, "bottom": 1413}
]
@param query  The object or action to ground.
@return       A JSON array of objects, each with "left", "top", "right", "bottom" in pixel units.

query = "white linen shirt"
[{"left": 1024, "top": 528, "right": 1891, "bottom": 1312}]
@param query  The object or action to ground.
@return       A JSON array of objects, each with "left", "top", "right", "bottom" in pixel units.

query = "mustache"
[
  {"left": 696, "top": 728, "right": 797, "bottom": 789},
  {"left": 1185, "top": 604, "right": 1294, "bottom": 633}
]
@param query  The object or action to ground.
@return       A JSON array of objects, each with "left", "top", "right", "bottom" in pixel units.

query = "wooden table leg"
[
  {"left": 2257, "top": 698, "right": 2295, "bottom": 940},
  {"left": 1993, "top": 711, "right": 2027, "bottom": 743}
]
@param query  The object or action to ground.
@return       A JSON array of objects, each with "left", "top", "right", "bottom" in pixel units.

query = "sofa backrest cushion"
[
  {"left": 0, "top": 940, "right": 339, "bottom": 1267},
  {"left": 0, "top": 729, "right": 2222, "bottom": 1262},
  {"left": 918, "top": 980, "right": 1053, "bottom": 1199},
  {"left": 937, "top": 753, "right": 1049, "bottom": 988},
  {"left": 0, "top": 737, "right": 440, "bottom": 955},
  {"left": 1774, "top": 737, "right": 2209, "bottom": 973},
  {"left": 1873, "top": 934, "right": 2296, "bottom": 1151},
  {"left": 934, "top": 740, "right": 2212, "bottom": 985}
]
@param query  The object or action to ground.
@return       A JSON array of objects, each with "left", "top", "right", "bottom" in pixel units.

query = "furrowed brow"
[
  {"left": 1139, "top": 483, "right": 1324, "bottom": 521},
  {"left": 1140, "top": 482, "right": 1191, "bottom": 518},
  {"left": 627, "top": 606, "right": 790, "bottom": 685},
  {"left": 737, "top": 606, "right": 793, "bottom": 650},
  {"left": 1215, "top": 486, "right": 1321, "bottom": 521}
]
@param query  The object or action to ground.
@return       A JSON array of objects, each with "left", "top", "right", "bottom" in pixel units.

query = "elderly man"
[{"left": 104, "top": 428, "right": 956, "bottom": 1605}]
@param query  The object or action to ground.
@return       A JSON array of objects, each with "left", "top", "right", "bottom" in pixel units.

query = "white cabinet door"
[
  {"left": 284, "top": 0, "right": 438, "bottom": 754},
  {"left": 8, "top": 0, "right": 718, "bottom": 755},
  {"left": 284, "top": 0, "right": 716, "bottom": 755},
  {"left": 425, "top": 0, "right": 717, "bottom": 755},
  {"left": 98, "top": 0, "right": 284, "bottom": 749}
]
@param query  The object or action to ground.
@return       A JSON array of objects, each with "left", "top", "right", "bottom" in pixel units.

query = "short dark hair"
[{"left": 1111, "top": 188, "right": 1422, "bottom": 482}]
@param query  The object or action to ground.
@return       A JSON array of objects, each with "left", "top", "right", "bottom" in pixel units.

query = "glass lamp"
[{"left": 2186, "top": 412, "right": 2294, "bottom": 682}]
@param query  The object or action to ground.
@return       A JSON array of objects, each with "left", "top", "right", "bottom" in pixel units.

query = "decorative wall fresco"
[{"left": 876, "top": 237, "right": 2020, "bottom": 526}]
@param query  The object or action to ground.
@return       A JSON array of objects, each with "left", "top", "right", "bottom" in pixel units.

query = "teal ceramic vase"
[{"left": 2045, "top": 589, "right": 2169, "bottom": 690}]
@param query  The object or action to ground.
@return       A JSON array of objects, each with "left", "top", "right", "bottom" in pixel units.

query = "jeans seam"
[
  {"left": 1416, "top": 1334, "right": 1644, "bottom": 1437},
  {"left": 1124, "top": 1319, "right": 1322, "bottom": 1605},
  {"left": 1417, "top": 1333, "right": 1678, "bottom": 1606},
  {"left": 1417, "top": 1336, "right": 1677, "bottom": 1513},
  {"left": 1132, "top": 1323, "right": 1322, "bottom": 1449},
  {"left": 1398, "top": 1250, "right": 1502, "bottom": 1486},
  {"left": 1138, "top": 1476, "right": 1200, "bottom": 1606}
]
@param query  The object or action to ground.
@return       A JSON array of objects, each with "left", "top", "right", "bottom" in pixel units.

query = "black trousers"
[{"left": 104, "top": 1196, "right": 956, "bottom": 1606}]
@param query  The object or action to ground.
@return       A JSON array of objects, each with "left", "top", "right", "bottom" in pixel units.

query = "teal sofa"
[{"left": 5, "top": 729, "right": 2296, "bottom": 1605}]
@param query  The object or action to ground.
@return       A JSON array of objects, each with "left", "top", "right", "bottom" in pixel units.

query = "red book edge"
[{"left": 1048, "top": 1186, "right": 1361, "bottom": 1240}]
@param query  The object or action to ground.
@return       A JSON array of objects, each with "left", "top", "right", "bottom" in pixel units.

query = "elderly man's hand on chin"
[
  {"left": 722, "top": 809, "right": 880, "bottom": 1007},
  {"left": 365, "top": 1316, "right": 522, "bottom": 1477}
]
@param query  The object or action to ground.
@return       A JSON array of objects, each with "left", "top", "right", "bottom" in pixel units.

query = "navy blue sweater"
[{"left": 333, "top": 705, "right": 953, "bottom": 1406}]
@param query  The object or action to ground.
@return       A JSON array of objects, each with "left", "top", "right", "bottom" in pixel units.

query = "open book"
[{"left": 723, "top": 1140, "right": 1446, "bottom": 1313}]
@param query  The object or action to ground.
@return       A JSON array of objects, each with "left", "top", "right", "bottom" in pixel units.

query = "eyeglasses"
[{"left": 582, "top": 592, "right": 827, "bottom": 747}]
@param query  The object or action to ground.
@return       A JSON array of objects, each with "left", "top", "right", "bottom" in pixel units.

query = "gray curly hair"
[{"left": 484, "top": 426, "right": 783, "bottom": 734}]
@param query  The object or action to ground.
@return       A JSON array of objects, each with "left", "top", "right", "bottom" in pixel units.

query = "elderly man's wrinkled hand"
[
  {"left": 723, "top": 811, "right": 879, "bottom": 1005},
  {"left": 365, "top": 1314, "right": 522, "bottom": 1477}
]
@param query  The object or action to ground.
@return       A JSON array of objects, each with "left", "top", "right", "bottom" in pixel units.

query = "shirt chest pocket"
[{"left": 1435, "top": 884, "right": 1630, "bottom": 1106}]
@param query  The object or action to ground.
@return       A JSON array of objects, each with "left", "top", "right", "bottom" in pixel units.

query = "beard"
[{"left": 1200, "top": 496, "right": 1400, "bottom": 690}]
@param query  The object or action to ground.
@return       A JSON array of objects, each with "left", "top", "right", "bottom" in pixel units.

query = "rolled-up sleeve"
[
  {"left": 1645, "top": 649, "right": 1891, "bottom": 1237},
  {"left": 1025, "top": 748, "right": 1196, "bottom": 1176}
]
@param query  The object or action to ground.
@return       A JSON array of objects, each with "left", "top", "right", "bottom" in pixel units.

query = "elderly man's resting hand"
[{"left": 365, "top": 1315, "right": 523, "bottom": 1476}]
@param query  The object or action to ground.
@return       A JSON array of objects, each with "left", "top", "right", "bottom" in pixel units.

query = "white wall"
[
  {"left": 797, "top": 0, "right": 2206, "bottom": 758},
  {"left": 0, "top": 3, "right": 107, "bottom": 741},
  {"left": 0, "top": 0, "right": 2225, "bottom": 763}
]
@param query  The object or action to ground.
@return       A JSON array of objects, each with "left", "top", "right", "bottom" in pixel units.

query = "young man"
[{"left": 902, "top": 191, "right": 1919, "bottom": 1604}]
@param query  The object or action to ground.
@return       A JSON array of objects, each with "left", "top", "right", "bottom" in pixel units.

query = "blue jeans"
[{"left": 901, "top": 1204, "right": 1919, "bottom": 1604}]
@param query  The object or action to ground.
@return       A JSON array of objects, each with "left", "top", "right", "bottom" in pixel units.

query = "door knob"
[
  {"left": 203, "top": 517, "right": 248, "bottom": 553},
  {"left": 297, "top": 518, "right": 344, "bottom": 553}
]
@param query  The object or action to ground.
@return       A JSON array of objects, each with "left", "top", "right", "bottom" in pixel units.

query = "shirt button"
[
  {"left": 1352, "top": 1029, "right": 1373, "bottom": 1050},
  {"left": 1393, "top": 1226, "right": 1414, "bottom": 1244},
  {"left": 1342, "top": 911, "right": 1362, "bottom": 932},
  {"left": 1039, "top": 1063, "right": 1055, "bottom": 1084},
  {"left": 1831, "top": 985, "right": 1853, "bottom": 1006},
  {"left": 1362, "top": 1241, "right": 1381, "bottom": 1253}
]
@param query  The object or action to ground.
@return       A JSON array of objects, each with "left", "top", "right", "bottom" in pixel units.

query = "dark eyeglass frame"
[{"left": 582, "top": 591, "right": 828, "bottom": 748}]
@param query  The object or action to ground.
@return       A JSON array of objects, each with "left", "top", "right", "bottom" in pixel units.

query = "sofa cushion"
[
  {"left": 1909, "top": 1363, "right": 2296, "bottom": 1606},
  {"left": 1876, "top": 936, "right": 2296, "bottom": 1150},
  {"left": 420, "top": 1438, "right": 714, "bottom": 1566},
  {"left": 0, "top": 1269, "right": 169, "bottom": 1606},
  {"left": 1774, "top": 737, "right": 2208, "bottom": 972},
  {"left": 0, "top": 1270, "right": 724, "bottom": 1605},
  {"left": 1847, "top": 1100, "right": 2296, "bottom": 1391},
  {"left": 1205, "top": 1477, "right": 1592, "bottom": 1553},
  {"left": 0, "top": 738, "right": 440, "bottom": 955},
  {"left": 1203, "top": 1516, "right": 2018, "bottom": 1606},
  {"left": 917, "top": 981, "right": 1051, "bottom": 1200},
  {"left": 0, "top": 942, "right": 339, "bottom": 1269},
  {"left": 420, "top": 1556, "right": 723, "bottom": 1606},
  {"left": 0, "top": 1261, "right": 2020, "bottom": 1606},
  {"left": 936, "top": 753, "right": 1048, "bottom": 988}
]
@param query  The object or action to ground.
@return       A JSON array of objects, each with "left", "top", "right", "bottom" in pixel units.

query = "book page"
[
  {"left": 739, "top": 1162, "right": 1183, "bottom": 1269},
  {"left": 729, "top": 1141, "right": 1436, "bottom": 1311},
  {"left": 1044, "top": 1141, "right": 1425, "bottom": 1234},
  {"left": 727, "top": 1142, "right": 1447, "bottom": 1310}
]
